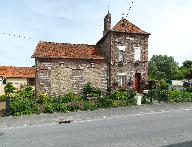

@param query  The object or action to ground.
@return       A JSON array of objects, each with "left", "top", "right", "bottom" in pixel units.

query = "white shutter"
[{"left": 134, "top": 47, "right": 141, "bottom": 61}]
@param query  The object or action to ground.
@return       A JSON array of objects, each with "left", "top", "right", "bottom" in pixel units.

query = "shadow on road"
[
  {"left": 161, "top": 141, "right": 192, "bottom": 147},
  {"left": 0, "top": 133, "right": 4, "bottom": 136}
]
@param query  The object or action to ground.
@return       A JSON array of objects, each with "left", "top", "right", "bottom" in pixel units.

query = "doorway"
[{"left": 135, "top": 73, "right": 141, "bottom": 93}]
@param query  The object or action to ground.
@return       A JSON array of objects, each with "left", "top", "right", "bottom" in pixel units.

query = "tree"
[
  {"left": 148, "top": 55, "right": 178, "bottom": 80},
  {"left": 4, "top": 82, "right": 16, "bottom": 96},
  {"left": 182, "top": 60, "right": 192, "bottom": 69},
  {"left": 174, "top": 60, "right": 192, "bottom": 80}
]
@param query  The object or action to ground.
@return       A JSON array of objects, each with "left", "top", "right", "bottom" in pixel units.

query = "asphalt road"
[{"left": 1, "top": 108, "right": 192, "bottom": 147}]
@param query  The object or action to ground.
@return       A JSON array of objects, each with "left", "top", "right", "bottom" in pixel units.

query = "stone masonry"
[
  {"left": 35, "top": 58, "right": 108, "bottom": 96},
  {"left": 32, "top": 12, "right": 150, "bottom": 96}
]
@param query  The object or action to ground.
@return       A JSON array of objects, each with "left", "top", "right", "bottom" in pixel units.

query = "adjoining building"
[
  {"left": 0, "top": 66, "right": 35, "bottom": 95},
  {"left": 32, "top": 12, "right": 150, "bottom": 96}
]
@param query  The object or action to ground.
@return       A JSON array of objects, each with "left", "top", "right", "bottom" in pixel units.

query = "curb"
[{"left": 1, "top": 103, "right": 192, "bottom": 129}]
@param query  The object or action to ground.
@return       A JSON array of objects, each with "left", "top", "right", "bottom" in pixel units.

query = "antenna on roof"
[
  {"left": 126, "top": 1, "right": 134, "bottom": 18},
  {"left": 107, "top": 3, "right": 110, "bottom": 13}
]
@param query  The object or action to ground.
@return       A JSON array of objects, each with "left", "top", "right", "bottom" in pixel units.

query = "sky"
[{"left": 0, "top": 0, "right": 191, "bottom": 67}]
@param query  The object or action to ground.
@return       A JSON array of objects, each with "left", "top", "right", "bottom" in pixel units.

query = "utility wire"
[{"left": 1, "top": 32, "right": 31, "bottom": 40}]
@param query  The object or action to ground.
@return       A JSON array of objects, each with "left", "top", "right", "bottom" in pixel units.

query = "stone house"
[
  {"left": 32, "top": 12, "right": 150, "bottom": 96},
  {"left": 0, "top": 66, "right": 35, "bottom": 95}
]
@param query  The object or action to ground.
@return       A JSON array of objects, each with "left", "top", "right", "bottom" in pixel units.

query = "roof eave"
[
  {"left": 34, "top": 56, "right": 105, "bottom": 60},
  {"left": 111, "top": 30, "right": 151, "bottom": 35}
]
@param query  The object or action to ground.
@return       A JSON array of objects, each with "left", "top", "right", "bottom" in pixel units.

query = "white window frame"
[
  {"left": 134, "top": 46, "right": 141, "bottom": 61},
  {"left": 118, "top": 75, "right": 126, "bottom": 86},
  {"left": 118, "top": 45, "right": 126, "bottom": 62}
]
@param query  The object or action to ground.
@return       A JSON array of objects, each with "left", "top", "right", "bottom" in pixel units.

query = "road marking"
[{"left": 76, "top": 107, "right": 192, "bottom": 123}]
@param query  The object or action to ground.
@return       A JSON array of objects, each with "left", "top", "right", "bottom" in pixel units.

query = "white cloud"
[{"left": 0, "top": 0, "right": 192, "bottom": 66}]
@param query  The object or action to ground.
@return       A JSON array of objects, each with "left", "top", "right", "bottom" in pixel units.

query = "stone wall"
[
  {"left": 36, "top": 58, "right": 108, "bottom": 96},
  {"left": 97, "top": 31, "right": 149, "bottom": 91},
  {"left": 110, "top": 32, "right": 149, "bottom": 90}
]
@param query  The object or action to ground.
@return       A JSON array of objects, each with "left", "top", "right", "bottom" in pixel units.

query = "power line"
[
  {"left": 122, "top": 1, "right": 134, "bottom": 19},
  {"left": 1, "top": 32, "right": 31, "bottom": 40}
]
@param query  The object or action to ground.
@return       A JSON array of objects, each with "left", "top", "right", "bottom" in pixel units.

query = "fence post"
[{"left": 6, "top": 96, "right": 10, "bottom": 116}]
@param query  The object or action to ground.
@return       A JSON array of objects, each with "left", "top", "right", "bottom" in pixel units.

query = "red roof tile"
[
  {"left": 112, "top": 18, "right": 150, "bottom": 34},
  {"left": 0, "top": 66, "right": 35, "bottom": 78},
  {"left": 32, "top": 41, "right": 105, "bottom": 60}
]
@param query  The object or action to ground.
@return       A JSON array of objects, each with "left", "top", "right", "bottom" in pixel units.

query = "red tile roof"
[
  {"left": 32, "top": 41, "right": 105, "bottom": 60},
  {"left": 112, "top": 18, "right": 150, "bottom": 34},
  {"left": 0, "top": 66, "right": 35, "bottom": 78}
]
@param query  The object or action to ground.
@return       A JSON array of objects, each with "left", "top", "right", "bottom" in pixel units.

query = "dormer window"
[
  {"left": 134, "top": 47, "right": 141, "bottom": 61},
  {"left": 118, "top": 46, "right": 125, "bottom": 62}
]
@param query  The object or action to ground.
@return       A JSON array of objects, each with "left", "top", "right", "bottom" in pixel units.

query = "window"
[
  {"left": 118, "top": 46, "right": 125, "bottom": 62},
  {"left": 118, "top": 75, "right": 126, "bottom": 86},
  {"left": 134, "top": 47, "right": 141, "bottom": 61},
  {"left": 2, "top": 78, "right": 6, "bottom": 84}
]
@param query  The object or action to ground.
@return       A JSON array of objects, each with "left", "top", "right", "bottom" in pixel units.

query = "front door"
[{"left": 135, "top": 73, "right": 141, "bottom": 93}]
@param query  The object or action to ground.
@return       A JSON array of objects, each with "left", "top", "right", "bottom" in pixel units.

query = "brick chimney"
[{"left": 103, "top": 11, "right": 111, "bottom": 36}]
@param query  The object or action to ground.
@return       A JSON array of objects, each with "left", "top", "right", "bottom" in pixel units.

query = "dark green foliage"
[
  {"left": 6, "top": 82, "right": 139, "bottom": 116},
  {"left": 83, "top": 82, "right": 101, "bottom": 97},
  {"left": 44, "top": 102, "right": 57, "bottom": 113},
  {"left": 169, "top": 60, "right": 192, "bottom": 80},
  {"left": 59, "top": 104, "right": 67, "bottom": 113},
  {"left": 9, "top": 85, "right": 38, "bottom": 116},
  {"left": 148, "top": 55, "right": 178, "bottom": 80},
  {"left": 97, "top": 97, "right": 113, "bottom": 108},
  {"left": 111, "top": 90, "right": 126, "bottom": 100},
  {"left": 83, "top": 101, "right": 97, "bottom": 111},
  {"left": 83, "top": 82, "right": 93, "bottom": 95},
  {"left": 126, "top": 88, "right": 137, "bottom": 99},
  {"left": 60, "top": 91, "right": 83, "bottom": 103},
  {"left": 0, "top": 95, "right": 6, "bottom": 102},
  {"left": 111, "top": 88, "right": 136, "bottom": 103},
  {"left": 38, "top": 93, "right": 53, "bottom": 104},
  {"left": 186, "top": 87, "right": 192, "bottom": 92},
  {"left": 66, "top": 102, "right": 81, "bottom": 111},
  {"left": 4, "top": 82, "right": 16, "bottom": 96},
  {"left": 168, "top": 90, "right": 192, "bottom": 103},
  {"left": 182, "top": 60, "right": 192, "bottom": 69}
]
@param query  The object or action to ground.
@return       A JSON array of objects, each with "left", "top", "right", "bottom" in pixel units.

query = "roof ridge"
[
  {"left": 0, "top": 66, "right": 34, "bottom": 68},
  {"left": 112, "top": 18, "right": 150, "bottom": 34},
  {"left": 32, "top": 41, "right": 104, "bottom": 59},
  {"left": 38, "top": 41, "right": 94, "bottom": 46}
]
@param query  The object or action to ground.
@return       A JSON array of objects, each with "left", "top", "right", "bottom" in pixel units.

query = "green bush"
[
  {"left": 160, "top": 80, "right": 169, "bottom": 90},
  {"left": 126, "top": 88, "right": 137, "bottom": 99},
  {"left": 186, "top": 87, "right": 192, "bottom": 92},
  {"left": 168, "top": 90, "right": 192, "bottom": 103},
  {"left": 83, "top": 101, "right": 97, "bottom": 111},
  {"left": 66, "top": 102, "right": 81, "bottom": 112},
  {"left": 10, "top": 85, "right": 37, "bottom": 116},
  {"left": 59, "top": 104, "right": 67, "bottom": 113},
  {"left": 112, "top": 100, "right": 126, "bottom": 107},
  {"left": 83, "top": 82, "right": 93, "bottom": 95},
  {"left": 83, "top": 83, "right": 101, "bottom": 97},
  {"left": 0, "top": 95, "right": 6, "bottom": 102},
  {"left": 38, "top": 93, "right": 51, "bottom": 104},
  {"left": 61, "top": 91, "right": 83, "bottom": 103},
  {"left": 4, "top": 82, "right": 16, "bottom": 96},
  {"left": 43, "top": 102, "right": 57, "bottom": 113},
  {"left": 18, "top": 85, "right": 34, "bottom": 99},
  {"left": 97, "top": 97, "right": 113, "bottom": 108},
  {"left": 111, "top": 90, "right": 126, "bottom": 100},
  {"left": 10, "top": 97, "right": 34, "bottom": 116},
  {"left": 126, "top": 98, "right": 137, "bottom": 106}
]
